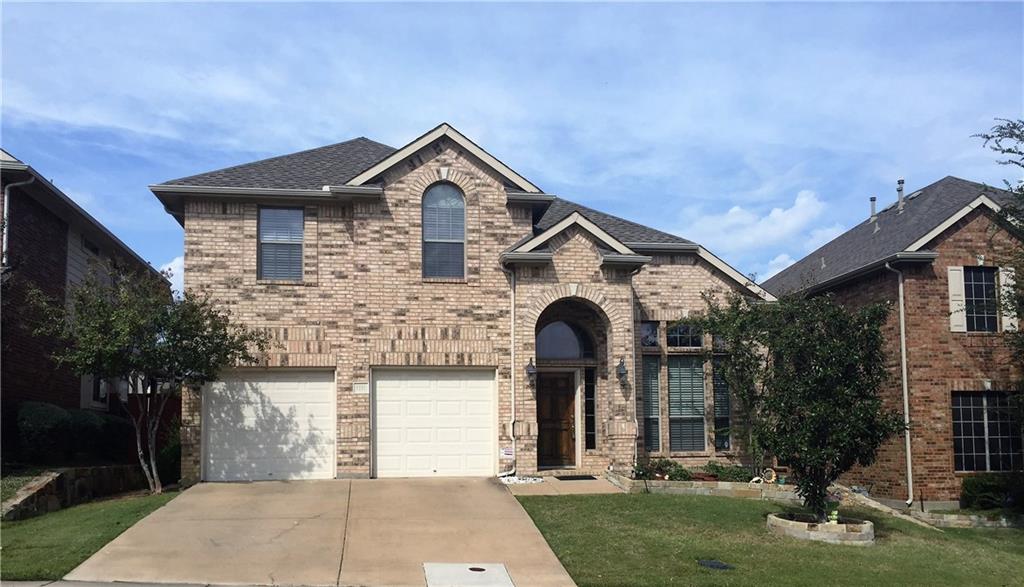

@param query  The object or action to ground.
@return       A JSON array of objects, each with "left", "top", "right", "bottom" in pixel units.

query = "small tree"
[
  {"left": 30, "top": 262, "right": 270, "bottom": 493},
  {"left": 698, "top": 293, "right": 904, "bottom": 521}
]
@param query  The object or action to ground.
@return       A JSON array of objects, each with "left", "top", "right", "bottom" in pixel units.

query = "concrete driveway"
[{"left": 65, "top": 478, "right": 574, "bottom": 587}]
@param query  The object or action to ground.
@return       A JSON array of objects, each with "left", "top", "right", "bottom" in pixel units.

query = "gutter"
[
  {"left": 797, "top": 251, "right": 939, "bottom": 296},
  {"left": 885, "top": 262, "right": 915, "bottom": 507},
  {"left": 2, "top": 176, "right": 36, "bottom": 267},
  {"left": 150, "top": 184, "right": 384, "bottom": 197}
]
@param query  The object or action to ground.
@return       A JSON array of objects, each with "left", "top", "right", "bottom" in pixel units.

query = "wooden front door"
[{"left": 537, "top": 371, "right": 576, "bottom": 468}]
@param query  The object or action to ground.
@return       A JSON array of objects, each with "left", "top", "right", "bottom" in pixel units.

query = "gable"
[
  {"left": 346, "top": 123, "right": 542, "bottom": 193},
  {"left": 515, "top": 211, "right": 637, "bottom": 256}
]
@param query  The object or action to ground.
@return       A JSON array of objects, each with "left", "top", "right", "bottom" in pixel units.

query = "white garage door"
[
  {"left": 203, "top": 369, "right": 336, "bottom": 481},
  {"left": 374, "top": 369, "right": 495, "bottom": 477}
]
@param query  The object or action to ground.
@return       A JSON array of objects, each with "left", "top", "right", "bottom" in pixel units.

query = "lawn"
[
  {"left": 1, "top": 491, "right": 176, "bottom": 580},
  {"left": 1, "top": 468, "right": 45, "bottom": 502},
  {"left": 518, "top": 493, "right": 1024, "bottom": 586}
]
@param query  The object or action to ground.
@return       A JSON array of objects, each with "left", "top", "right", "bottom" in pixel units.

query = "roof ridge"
[{"left": 161, "top": 136, "right": 396, "bottom": 186}]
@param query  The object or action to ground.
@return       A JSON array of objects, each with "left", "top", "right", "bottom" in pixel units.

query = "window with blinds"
[
  {"left": 258, "top": 207, "right": 303, "bottom": 281},
  {"left": 712, "top": 358, "right": 730, "bottom": 451},
  {"left": 668, "top": 355, "right": 705, "bottom": 452},
  {"left": 422, "top": 183, "right": 465, "bottom": 278},
  {"left": 642, "top": 355, "right": 660, "bottom": 452},
  {"left": 584, "top": 368, "right": 596, "bottom": 450}
]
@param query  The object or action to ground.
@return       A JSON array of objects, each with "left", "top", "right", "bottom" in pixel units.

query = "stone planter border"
[
  {"left": 1, "top": 465, "right": 148, "bottom": 521},
  {"left": 766, "top": 512, "right": 875, "bottom": 545},
  {"left": 910, "top": 510, "right": 1024, "bottom": 529},
  {"left": 605, "top": 471, "right": 801, "bottom": 504}
]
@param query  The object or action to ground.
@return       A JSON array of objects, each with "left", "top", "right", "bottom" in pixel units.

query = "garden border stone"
[
  {"left": 1, "top": 465, "right": 147, "bottom": 521},
  {"left": 605, "top": 471, "right": 801, "bottom": 503},
  {"left": 909, "top": 510, "right": 1024, "bottom": 529},
  {"left": 766, "top": 512, "right": 875, "bottom": 545}
]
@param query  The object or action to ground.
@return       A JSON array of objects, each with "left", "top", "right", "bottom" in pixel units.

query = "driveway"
[{"left": 65, "top": 478, "right": 574, "bottom": 587}]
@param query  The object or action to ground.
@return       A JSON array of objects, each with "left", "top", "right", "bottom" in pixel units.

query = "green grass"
[
  {"left": 1, "top": 468, "right": 45, "bottom": 502},
  {"left": 518, "top": 493, "right": 1024, "bottom": 586},
  {"left": 1, "top": 491, "right": 176, "bottom": 580}
]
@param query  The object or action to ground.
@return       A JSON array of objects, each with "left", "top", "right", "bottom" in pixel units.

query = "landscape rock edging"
[
  {"left": 766, "top": 512, "right": 875, "bottom": 545},
  {"left": 909, "top": 510, "right": 1024, "bottom": 529},
  {"left": 604, "top": 471, "right": 801, "bottom": 503},
  {"left": 1, "top": 465, "right": 148, "bottom": 521}
]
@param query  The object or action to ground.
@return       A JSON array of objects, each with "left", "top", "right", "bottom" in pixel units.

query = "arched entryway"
[{"left": 534, "top": 298, "right": 610, "bottom": 469}]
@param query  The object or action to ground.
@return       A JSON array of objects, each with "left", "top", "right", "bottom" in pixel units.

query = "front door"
[{"left": 537, "top": 371, "right": 576, "bottom": 468}]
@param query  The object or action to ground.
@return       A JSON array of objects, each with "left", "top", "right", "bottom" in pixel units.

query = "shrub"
[
  {"left": 17, "top": 402, "right": 72, "bottom": 463},
  {"left": 156, "top": 420, "right": 181, "bottom": 484},
  {"left": 635, "top": 458, "right": 692, "bottom": 481},
  {"left": 703, "top": 461, "right": 752, "bottom": 482},
  {"left": 68, "top": 409, "right": 105, "bottom": 454},
  {"left": 961, "top": 473, "right": 1024, "bottom": 511},
  {"left": 97, "top": 413, "right": 136, "bottom": 462}
]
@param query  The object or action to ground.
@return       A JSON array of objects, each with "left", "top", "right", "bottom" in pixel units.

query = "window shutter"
[
  {"left": 1000, "top": 266, "right": 1018, "bottom": 332},
  {"left": 642, "top": 355, "right": 660, "bottom": 451},
  {"left": 948, "top": 266, "right": 967, "bottom": 332}
]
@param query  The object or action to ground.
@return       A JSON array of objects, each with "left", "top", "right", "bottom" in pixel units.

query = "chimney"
[
  {"left": 897, "top": 177, "right": 905, "bottom": 213},
  {"left": 869, "top": 196, "right": 877, "bottom": 221}
]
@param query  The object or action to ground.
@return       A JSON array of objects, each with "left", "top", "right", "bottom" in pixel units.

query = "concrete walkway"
[{"left": 65, "top": 478, "right": 573, "bottom": 587}]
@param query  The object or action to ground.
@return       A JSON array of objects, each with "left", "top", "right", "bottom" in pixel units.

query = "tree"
[
  {"left": 698, "top": 293, "right": 904, "bottom": 521},
  {"left": 30, "top": 262, "right": 270, "bottom": 493},
  {"left": 976, "top": 118, "right": 1024, "bottom": 431}
]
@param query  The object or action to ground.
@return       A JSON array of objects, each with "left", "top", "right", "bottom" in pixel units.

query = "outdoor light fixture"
[
  {"left": 525, "top": 358, "right": 537, "bottom": 386},
  {"left": 616, "top": 358, "right": 628, "bottom": 384}
]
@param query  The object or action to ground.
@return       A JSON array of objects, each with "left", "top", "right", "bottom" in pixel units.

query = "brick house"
[
  {"left": 1, "top": 149, "right": 168, "bottom": 448},
  {"left": 763, "top": 176, "right": 1023, "bottom": 509},
  {"left": 151, "top": 123, "right": 773, "bottom": 485}
]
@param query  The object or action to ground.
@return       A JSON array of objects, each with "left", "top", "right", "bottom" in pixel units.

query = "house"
[
  {"left": 763, "top": 176, "right": 1023, "bottom": 509},
  {"left": 1, "top": 149, "right": 167, "bottom": 447},
  {"left": 151, "top": 123, "right": 773, "bottom": 485}
]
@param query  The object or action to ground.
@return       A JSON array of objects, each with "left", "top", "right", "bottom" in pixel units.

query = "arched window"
[
  {"left": 536, "top": 321, "right": 594, "bottom": 359},
  {"left": 422, "top": 183, "right": 465, "bottom": 278}
]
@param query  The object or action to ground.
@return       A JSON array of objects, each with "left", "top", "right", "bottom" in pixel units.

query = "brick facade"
[
  {"left": 832, "top": 208, "right": 1019, "bottom": 504},
  {"left": 178, "top": 137, "right": 753, "bottom": 483}
]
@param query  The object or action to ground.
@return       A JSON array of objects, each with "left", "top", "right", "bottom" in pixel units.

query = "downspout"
[
  {"left": 885, "top": 262, "right": 914, "bottom": 506},
  {"left": 499, "top": 264, "right": 516, "bottom": 477},
  {"left": 627, "top": 266, "right": 643, "bottom": 474},
  {"left": 2, "top": 176, "right": 36, "bottom": 268}
]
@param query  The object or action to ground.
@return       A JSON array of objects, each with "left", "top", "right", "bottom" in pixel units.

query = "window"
[
  {"left": 668, "top": 356, "right": 705, "bottom": 451},
  {"left": 258, "top": 207, "right": 303, "bottom": 281},
  {"left": 667, "top": 323, "right": 702, "bottom": 348},
  {"left": 713, "top": 358, "right": 730, "bottom": 451},
  {"left": 953, "top": 391, "right": 1022, "bottom": 472},
  {"left": 422, "top": 183, "right": 465, "bottom": 278},
  {"left": 584, "top": 368, "right": 596, "bottom": 450},
  {"left": 964, "top": 267, "right": 998, "bottom": 332},
  {"left": 640, "top": 321, "right": 659, "bottom": 347},
  {"left": 536, "top": 321, "right": 594, "bottom": 360},
  {"left": 642, "top": 355, "right": 661, "bottom": 451}
]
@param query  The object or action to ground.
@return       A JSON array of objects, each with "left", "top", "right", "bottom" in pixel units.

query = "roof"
[
  {"left": 0, "top": 149, "right": 165, "bottom": 280},
  {"left": 537, "top": 197, "right": 694, "bottom": 246},
  {"left": 161, "top": 137, "right": 397, "bottom": 190},
  {"left": 762, "top": 176, "right": 1014, "bottom": 296}
]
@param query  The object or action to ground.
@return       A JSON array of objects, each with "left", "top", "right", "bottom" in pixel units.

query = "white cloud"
[
  {"left": 761, "top": 253, "right": 797, "bottom": 280},
  {"left": 160, "top": 256, "right": 184, "bottom": 296},
  {"left": 805, "top": 223, "right": 845, "bottom": 253}
]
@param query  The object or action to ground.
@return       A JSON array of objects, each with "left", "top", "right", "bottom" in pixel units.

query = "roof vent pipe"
[
  {"left": 869, "top": 196, "right": 877, "bottom": 221},
  {"left": 897, "top": 177, "right": 905, "bottom": 213}
]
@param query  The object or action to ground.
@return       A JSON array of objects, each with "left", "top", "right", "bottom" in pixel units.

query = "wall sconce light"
[
  {"left": 525, "top": 358, "right": 537, "bottom": 386},
  {"left": 616, "top": 358, "right": 628, "bottom": 384}
]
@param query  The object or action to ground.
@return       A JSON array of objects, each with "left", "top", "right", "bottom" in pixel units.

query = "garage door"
[
  {"left": 374, "top": 369, "right": 495, "bottom": 477},
  {"left": 203, "top": 369, "right": 336, "bottom": 481}
]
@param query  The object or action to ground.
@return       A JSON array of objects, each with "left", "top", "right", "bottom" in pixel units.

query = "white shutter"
[
  {"left": 1000, "top": 266, "right": 1018, "bottom": 332},
  {"left": 948, "top": 266, "right": 967, "bottom": 332}
]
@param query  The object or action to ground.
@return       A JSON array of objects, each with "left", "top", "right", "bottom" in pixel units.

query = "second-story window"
[
  {"left": 422, "top": 183, "right": 465, "bottom": 279},
  {"left": 964, "top": 266, "right": 998, "bottom": 332},
  {"left": 258, "top": 207, "right": 303, "bottom": 281}
]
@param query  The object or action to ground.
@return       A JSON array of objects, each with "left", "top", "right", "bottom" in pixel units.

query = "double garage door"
[{"left": 202, "top": 369, "right": 495, "bottom": 481}]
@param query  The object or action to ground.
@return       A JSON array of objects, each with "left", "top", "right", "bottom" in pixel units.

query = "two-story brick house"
[
  {"left": 764, "top": 176, "right": 1023, "bottom": 509},
  {"left": 1, "top": 149, "right": 167, "bottom": 451},
  {"left": 151, "top": 123, "right": 773, "bottom": 484}
]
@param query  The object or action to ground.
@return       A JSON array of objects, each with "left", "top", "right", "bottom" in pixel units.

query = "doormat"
[{"left": 554, "top": 475, "right": 597, "bottom": 481}]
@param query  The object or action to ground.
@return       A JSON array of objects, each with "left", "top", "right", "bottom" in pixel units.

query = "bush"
[
  {"left": 17, "top": 402, "right": 73, "bottom": 463},
  {"left": 68, "top": 409, "right": 105, "bottom": 453},
  {"left": 97, "top": 413, "right": 136, "bottom": 462},
  {"left": 156, "top": 420, "right": 181, "bottom": 484},
  {"left": 635, "top": 458, "right": 692, "bottom": 481},
  {"left": 703, "top": 461, "right": 752, "bottom": 482},
  {"left": 961, "top": 473, "right": 1024, "bottom": 511}
]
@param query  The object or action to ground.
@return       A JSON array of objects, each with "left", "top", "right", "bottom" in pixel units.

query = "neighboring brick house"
[
  {"left": 764, "top": 176, "right": 1023, "bottom": 509},
  {"left": 151, "top": 123, "right": 773, "bottom": 484},
  {"left": 1, "top": 149, "right": 168, "bottom": 449}
]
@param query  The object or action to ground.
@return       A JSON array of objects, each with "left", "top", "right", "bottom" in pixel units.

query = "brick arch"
[
  {"left": 522, "top": 283, "right": 628, "bottom": 331},
  {"left": 404, "top": 150, "right": 493, "bottom": 207}
]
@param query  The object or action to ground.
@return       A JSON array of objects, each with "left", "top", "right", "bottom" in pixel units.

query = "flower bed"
[
  {"left": 766, "top": 512, "right": 874, "bottom": 545},
  {"left": 605, "top": 471, "right": 800, "bottom": 503}
]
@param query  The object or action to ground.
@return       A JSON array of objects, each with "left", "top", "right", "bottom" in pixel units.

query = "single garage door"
[
  {"left": 203, "top": 369, "right": 336, "bottom": 481},
  {"left": 374, "top": 369, "right": 495, "bottom": 477}
]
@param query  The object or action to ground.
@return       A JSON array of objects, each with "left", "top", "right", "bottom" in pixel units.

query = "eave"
[{"left": 800, "top": 251, "right": 940, "bottom": 296}]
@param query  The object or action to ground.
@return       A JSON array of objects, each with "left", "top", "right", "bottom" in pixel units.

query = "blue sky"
[{"left": 3, "top": 2, "right": 1022, "bottom": 293}]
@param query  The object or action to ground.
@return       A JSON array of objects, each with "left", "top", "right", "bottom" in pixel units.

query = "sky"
[{"left": 2, "top": 2, "right": 1022, "bottom": 294}]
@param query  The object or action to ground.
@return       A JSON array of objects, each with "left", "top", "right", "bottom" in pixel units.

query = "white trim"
[
  {"left": 906, "top": 195, "right": 1003, "bottom": 251},
  {"left": 516, "top": 212, "right": 636, "bottom": 255},
  {"left": 347, "top": 123, "right": 541, "bottom": 193},
  {"left": 696, "top": 246, "right": 776, "bottom": 301}
]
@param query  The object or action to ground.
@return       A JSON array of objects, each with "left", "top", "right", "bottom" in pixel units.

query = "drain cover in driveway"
[{"left": 423, "top": 563, "right": 514, "bottom": 586}]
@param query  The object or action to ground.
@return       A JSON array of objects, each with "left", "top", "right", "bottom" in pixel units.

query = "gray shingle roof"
[
  {"left": 762, "top": 176, "right": 1014, "bottom": 296},
  {"left": 161, "top": 137, "right": 397, "bottom": 189},
  {"left": 537, "top": 197, "right": 694, "bottom": 246}
]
